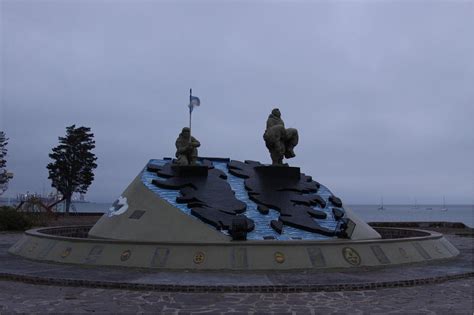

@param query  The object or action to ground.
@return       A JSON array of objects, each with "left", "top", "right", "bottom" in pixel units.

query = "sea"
[
  {"left": 1, "top": 199, "right": 473, "bottom": 228},
  {"left": 349, "top": 204, "right": 473, "bottom": 228}
]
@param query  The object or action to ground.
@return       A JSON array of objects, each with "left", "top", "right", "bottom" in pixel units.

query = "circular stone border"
[
  {"left": 0, "top": 271, "right": 472, "bottom": 293},
  {"left": 8, "top": 225, "right": 460, "bottom": 271}
]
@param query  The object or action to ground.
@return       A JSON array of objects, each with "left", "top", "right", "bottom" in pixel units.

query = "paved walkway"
[{"left": 0, "top": 278, "right": 472, "bottom": 314}]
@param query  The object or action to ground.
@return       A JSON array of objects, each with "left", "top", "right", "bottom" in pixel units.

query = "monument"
[
  {"left": 9, "top": 94, "right": 459, "bottom": 270},
  {"left": 263, "top": 108, "right": 299, "bottom": 165},
  {"left": 175, "top": 127, "right": 200, "bottom": 166}
]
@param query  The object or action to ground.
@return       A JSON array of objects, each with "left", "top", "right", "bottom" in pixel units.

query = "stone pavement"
[{"left": 0, "top": 278, "right": 472, "bottom": 314}]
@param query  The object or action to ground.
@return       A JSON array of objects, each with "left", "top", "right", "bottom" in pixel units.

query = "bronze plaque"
[
  {"left": 342, "top": 247, "right": 361, "bottom": 266},
  {"left": 61, "top": 247, "right": 72, "bottom": 259},
  {"left": 274, "top": 251, "right": 285, "bottom": 264},
  {"left": 120, "top": 249, "right": 132, "bottom": 262},
  {"left": 193, "top": 251, "right": 205, "bottom": 264}
]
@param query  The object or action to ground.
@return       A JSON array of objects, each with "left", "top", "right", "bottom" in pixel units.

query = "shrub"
[{"left": 0, "top": 206, "right": 33, "bottom": 231}]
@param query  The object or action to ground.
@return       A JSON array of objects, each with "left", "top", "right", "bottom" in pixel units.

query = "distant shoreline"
[
  {"left": 1, "top": 198, "right": 472, "bottom": 206},
  {"left": 1, "top": 201, "right": 472, "bottom": 228}
]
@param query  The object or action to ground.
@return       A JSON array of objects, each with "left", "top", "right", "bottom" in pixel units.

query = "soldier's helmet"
[{"left": 271, "top": 108, "right": 281, "bottom": 117}]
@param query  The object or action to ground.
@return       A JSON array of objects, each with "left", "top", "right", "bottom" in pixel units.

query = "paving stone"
[{"left": 0, "top": 279, "right": 472, "bottom": 313}]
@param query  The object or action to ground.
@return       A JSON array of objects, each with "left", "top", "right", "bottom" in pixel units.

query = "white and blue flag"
[{"left": 189, "top": 92, "right": 200, "bottom": 113}]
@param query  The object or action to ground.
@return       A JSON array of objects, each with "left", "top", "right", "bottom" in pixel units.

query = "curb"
[{"left": 0, "top": 271, "right": 472, "bottom": 293}]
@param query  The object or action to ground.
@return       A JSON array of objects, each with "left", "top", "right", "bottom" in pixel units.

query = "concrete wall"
[
  {"left": 9, "top": 227, "right": 459, "bottom": 270},
  {"left": 88, "top": 174, "right": 230, "bottom": 242}
]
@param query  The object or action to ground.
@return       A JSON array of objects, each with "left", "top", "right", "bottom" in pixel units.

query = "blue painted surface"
[
  {"left": 141, "top": 159, "right": 340, "bottom": 240},
  {"left": 141, "top": 160, "right": 195, "bottom": 216}
]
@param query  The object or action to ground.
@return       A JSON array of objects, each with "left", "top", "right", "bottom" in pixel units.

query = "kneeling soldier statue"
[{"left": 175, "top": 127, "right": 200, "bottom": 165}]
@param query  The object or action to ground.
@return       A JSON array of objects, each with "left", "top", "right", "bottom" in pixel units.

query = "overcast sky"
[{"left": 1, "top": 0, "right": 473, "bottom": 204}]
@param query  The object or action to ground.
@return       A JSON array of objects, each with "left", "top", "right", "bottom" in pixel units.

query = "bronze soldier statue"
[
  {"left": 175, "top": 127, "right": 200, "bottom": 165},
  {"left": 263, "top": 108, "right": 299, "bottom": 165}
]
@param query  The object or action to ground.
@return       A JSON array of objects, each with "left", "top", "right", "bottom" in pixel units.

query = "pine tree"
[
  {"left": 47, "top": 125, "right": 97, "bottom": 213},
  {"left": 0, "top": 131, "right": 11, "bottom": 195}
]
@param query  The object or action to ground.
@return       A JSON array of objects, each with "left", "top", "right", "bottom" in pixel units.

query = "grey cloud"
[{"left": 1, "top": 0, "right": 473, "bottom": 204}]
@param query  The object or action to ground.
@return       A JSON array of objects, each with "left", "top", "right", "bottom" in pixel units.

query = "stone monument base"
[{"left": 9, "top": 225, "right": 459, "bottom": 270}]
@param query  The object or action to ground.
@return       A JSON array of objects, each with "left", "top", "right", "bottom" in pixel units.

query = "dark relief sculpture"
[
  {"left": 147, "top": 161, "right": 255, "bottom": 235},
  {"left": 228, "top": 160, "right": 347, "bottom": 237},
  {"left": 175, "top": 127, "right": 200, "bottom": 166},
  {"left": 263, "top": 108, "right": 299, "bottom": 165}
]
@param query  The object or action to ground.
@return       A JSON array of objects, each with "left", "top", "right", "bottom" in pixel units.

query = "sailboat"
[
  {"left": 378, "top": 196, "right": 385, "bottom": 210},
  {"left": 441, "top": 196, "right": 448, "bottom": 211},
  {"left": 411, "top": 198, "right": 419, "bottom": 209}
]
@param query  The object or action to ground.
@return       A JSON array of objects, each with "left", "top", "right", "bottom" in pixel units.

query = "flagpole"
[{"left": 189, "top": 88, "right": 192, "bottom": 144}]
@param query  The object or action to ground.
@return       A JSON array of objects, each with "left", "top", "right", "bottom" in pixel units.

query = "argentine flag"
[{"left": 189, "top": 95, "right": 200, "bottom": 113}]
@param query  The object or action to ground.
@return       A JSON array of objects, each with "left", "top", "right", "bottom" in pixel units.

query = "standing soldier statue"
[{"left": 263, "top": 108, "right": 299, "bottom": 165}]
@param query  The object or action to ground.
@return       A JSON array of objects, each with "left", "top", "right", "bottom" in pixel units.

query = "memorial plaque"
[
  {"left": 193, "top": 251, "right": 205, "bottom": 264},
  {"left": 274, "top": 251, "right": 285, "bottom": 264},
  {"left": 307, "top": 247, "right": 326, "bottom": 268},
  {"left": 129, "top": 210, "right": 146, "bottom": 220},
  {"left": 84, "top": 246, "right": 103, "bottom": 263},
  {"left": 150, "top": 247, "right": 170, "bottom": 268},
  {"left": 398, "top": 247, "right": 409, "bottom": 259},
  {"left": 120, "top": 249, "right": 132, "bottom": 261},
  {"left": 231, "top": 247, "right": 248, "bottom": 269},
  {"left": 371, "top": 245, "right": 390, "bottom": 264},
  {"left": 342, "top": 247, "right": 361, "bottom": 266},
  {"left": 37, "top": 240, "right": 57, "bottom": 259},
  {"left": 61, "top": 247, "right": 72, "bottom": 259},
  {"left": 413, "top": 242, "right": 431, "bottom": 260}
]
